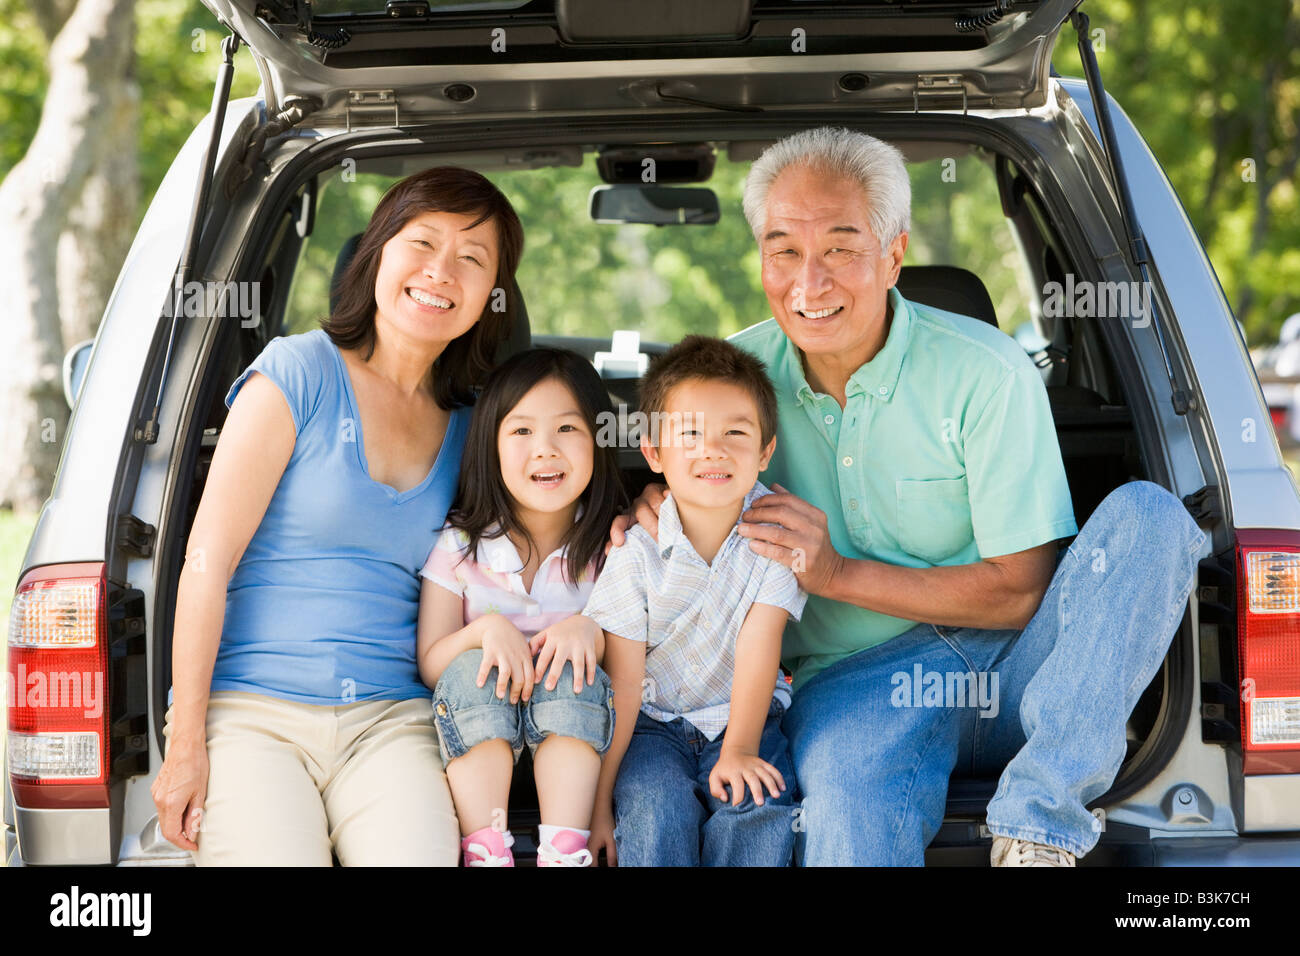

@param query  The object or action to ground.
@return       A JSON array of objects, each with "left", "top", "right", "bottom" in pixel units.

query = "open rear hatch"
[{"left": 201, "top": 0, "right": 1079, "bottom": 121}]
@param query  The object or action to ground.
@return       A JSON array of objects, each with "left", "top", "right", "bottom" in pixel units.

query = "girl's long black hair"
[{"left": 446, "top": 347, "right": 628, "bottom": 587}]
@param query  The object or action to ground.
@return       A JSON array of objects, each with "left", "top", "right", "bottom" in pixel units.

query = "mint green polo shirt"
[{"left": 730, "top": 287, "right": 1078, "bottom": 692}]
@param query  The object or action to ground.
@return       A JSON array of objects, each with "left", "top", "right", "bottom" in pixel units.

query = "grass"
[{"left": 0, "top": 508, "right": 35, "bottom": 624}]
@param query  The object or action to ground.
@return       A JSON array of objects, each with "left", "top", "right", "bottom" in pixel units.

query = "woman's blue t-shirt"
[{"left": 208, "top": 328, "right": 470, "bottom": 705}]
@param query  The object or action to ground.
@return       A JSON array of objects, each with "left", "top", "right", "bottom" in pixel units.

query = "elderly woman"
[{"left": 151, "top": 166, "right": 524, "bottom": 865}]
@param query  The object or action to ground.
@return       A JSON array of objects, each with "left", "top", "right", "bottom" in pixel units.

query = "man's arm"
[
  {"left": 738, "top": 485, "right": 1058, "bottom": 630},
  {"left": 821, "top": 543, "right": 1057, "bottom": 630}
]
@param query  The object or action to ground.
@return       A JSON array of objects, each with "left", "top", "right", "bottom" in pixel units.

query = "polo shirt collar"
[
  {"left": 848, "top": 286, "right": 912, "bottom": 403},
  {"left": 656, "top": 481, "right": 771, "bottom": 561},
  {"left": 479, "top": 504, "right": 585, "bottom": 576},
  {"left": 782, "top": 286, "right": 914, "bottom": 405}
]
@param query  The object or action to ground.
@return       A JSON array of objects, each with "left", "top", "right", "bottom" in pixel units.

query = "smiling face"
[
  {"left": 641, "top": 378, "right": 776, "bottom": 513},
  {"left": 497, "top": 377, "right": 595, "bottom": 524},
  {"left": 372, "top": 208, "right": 501, "bottom": 352},
  {"left": 759, "top": 163, "right": 907, "bottom": 368}
]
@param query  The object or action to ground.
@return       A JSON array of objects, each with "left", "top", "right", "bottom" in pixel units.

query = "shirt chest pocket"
[{"left": 895, "top": 476, "right": 974, "bottom": 564}]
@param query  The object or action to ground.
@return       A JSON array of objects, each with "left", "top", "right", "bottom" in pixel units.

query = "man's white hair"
[{"left": 742, "top": 126, "right": 911, "bottom": 254}]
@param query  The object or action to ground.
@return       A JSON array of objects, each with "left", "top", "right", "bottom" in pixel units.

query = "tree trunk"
[
  {"left": 0, "top": 0, "right": 135, "bottom": 514},
  {"left": 58, "top": 18, "right": 139, "bottom": 348}
]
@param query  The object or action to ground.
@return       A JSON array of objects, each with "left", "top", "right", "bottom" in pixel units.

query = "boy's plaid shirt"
[{"left": 583, "top": 480, "right": 807, "bottom": 740}]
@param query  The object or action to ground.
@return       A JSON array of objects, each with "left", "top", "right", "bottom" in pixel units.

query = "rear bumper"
[
  {"left": 12, "top": 804, "right": 116, "bottom": 865},
  {"left": 1151, "top": 835, "right": 1300, "bottom": 866}
]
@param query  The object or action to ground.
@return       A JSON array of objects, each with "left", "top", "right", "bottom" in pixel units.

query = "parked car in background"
[
  {"left": 1251, "top": 313, "right": 1300, "bottom": 448},
  {"left": 7, "top": 0, "right": 1300, "bottom": 866}
]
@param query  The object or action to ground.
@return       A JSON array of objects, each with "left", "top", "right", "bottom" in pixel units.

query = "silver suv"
[{"left": 7, "top": 0, "right": 1300, "bottom": 866}]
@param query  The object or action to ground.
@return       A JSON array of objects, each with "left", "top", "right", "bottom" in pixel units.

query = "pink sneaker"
[
  {"left": 537, "top": 829, "right": 593, "bottom": 867},
  {"left": 461, "top": 827, "right": 515, "bottom": 867}
]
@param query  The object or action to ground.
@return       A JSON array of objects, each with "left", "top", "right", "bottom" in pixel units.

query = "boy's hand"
[
  {"left": 528, "top": 616, "right": 601, "bottom": 693},
  {"left": 606, "top": 482, "right": 668, "bottom": 553},
  {"left": 589, "top": 803, "right": 618, "bottom": 866},
  {"left": 709, "top": 749, "right": 786, "bottom": 807},
  {"left": 477, "top": 615, "right": 535, "bottom": 704}
]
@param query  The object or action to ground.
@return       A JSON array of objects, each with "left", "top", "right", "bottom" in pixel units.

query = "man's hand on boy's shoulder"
[
  {"left": 606, "top": 482, "right": 668, "bottom": 554},
  {"left": 738, "top": 483, "right": 845, "bottom": 597}
]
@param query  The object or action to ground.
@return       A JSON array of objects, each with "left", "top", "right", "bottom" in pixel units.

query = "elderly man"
[{"left": 618, "top": 126, "right": 1205, "bottom": 866}]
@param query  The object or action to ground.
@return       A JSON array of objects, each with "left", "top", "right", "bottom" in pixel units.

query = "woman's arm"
[{"left": 152, "top": 371, "right": 296, "bottom": 849}]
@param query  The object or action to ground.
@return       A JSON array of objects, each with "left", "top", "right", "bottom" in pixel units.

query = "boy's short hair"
[{"left": 639, "top": 335, "right": 779, "bottom": 447}]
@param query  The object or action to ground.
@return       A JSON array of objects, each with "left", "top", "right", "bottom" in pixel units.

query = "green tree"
[{"left": 1052, "top": 0, "right": 1300, "bottom": 342}]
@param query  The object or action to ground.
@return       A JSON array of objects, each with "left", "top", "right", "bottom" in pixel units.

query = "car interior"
[{"left": 167, "top": 130, "right": 1161, "bottom": 860}]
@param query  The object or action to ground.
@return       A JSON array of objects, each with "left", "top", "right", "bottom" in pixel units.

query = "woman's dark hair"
[
  {"left": 447, "top": 348, "right": 629, "bottom": 587},
  {"left": 322, "top": 166, "right": 525, "bottom": 409}
]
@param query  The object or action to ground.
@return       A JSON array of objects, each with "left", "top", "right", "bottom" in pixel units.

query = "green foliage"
[
  {"left": 283, "top": 151, "right": 1027, "bottom": 347},
  {"left": 492, "top": 156, "right": 769, "bottom": 342},
  {"left": 2, "top": 0, "right": 1296, "bottom": 343},
  {"left": 133, "top": 0, "right": 261, "bottom": 223},
  {"left": 0, "top": 507, "right": 36, "bottom": 621},
  {"left": 1051, "top": 0, "right": 1300, "bottom": 343},
  {"left": 0, "top": 1, "right": 260, "bottom": 221},
  {"left": 0, "top": 0, "right": 48, "bottom": 178}
]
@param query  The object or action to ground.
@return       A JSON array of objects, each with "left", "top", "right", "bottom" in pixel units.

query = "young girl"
[{"left": 417, "top": 347, "right": 629, "bottom": 867}]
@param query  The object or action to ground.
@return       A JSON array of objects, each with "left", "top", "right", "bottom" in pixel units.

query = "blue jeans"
[
  {"left": 613, "top": 699, "right": 797, "bottom": 866},
  {"left": 784, "top": 480, "right": 1206, "bottom": 865},
  {"left": 432, "top": 648, "right": 615, "bottom": 763}
]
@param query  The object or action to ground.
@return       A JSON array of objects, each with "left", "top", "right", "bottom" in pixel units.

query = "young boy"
[{"left": 584, "top": 335, "right": 807, "bottom": 866}]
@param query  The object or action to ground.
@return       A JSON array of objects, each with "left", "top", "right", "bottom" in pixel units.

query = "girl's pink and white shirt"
[{"left": 420, "top": 524, "right": 597, "bottom": 636}]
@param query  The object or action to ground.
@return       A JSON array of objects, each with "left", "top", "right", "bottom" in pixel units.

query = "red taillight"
[
  {"left": 1235, "top": 532, "right": 1300, "bottom": 774},
  {"left": 1269, "top": 407, "right": 1289, "bottom": 433},
  {"left": 6, "top": 562, "right": 110, "bottom": 808}
]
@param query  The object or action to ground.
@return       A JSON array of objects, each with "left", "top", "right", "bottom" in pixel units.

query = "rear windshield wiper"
[{"left": 1070, "top": 7, "right": 1196, "bottom": 416}]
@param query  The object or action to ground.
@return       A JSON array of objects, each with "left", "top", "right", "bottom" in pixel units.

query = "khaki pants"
[{"left": 164, "top": 691, "right": 460, "bottom": 866}]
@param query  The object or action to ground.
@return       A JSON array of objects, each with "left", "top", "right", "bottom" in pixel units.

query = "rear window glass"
[{"left": 281, "top": 148, "right": 1032, "bottom": 344}]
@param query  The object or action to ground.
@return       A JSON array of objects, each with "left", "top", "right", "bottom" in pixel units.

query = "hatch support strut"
[
  {"left": 1070, "top": 9, "right": 1195, "bottom": 415},
  {"left": 135, "top": 31, "right": 241, "bottom": 444}
]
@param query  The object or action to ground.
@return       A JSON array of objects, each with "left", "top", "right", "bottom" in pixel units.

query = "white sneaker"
[
  {"left": 990, "top": 836, "right": 1076, "bottom": 867},
  {"left": 536, "top": 828, "right": 594, "bottom": 867}
]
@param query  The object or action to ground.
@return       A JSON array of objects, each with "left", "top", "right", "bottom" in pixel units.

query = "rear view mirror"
[
  {"left": 62, "top": 339, "right": 94, "bottom": 410},
  {"left": 588, "top": 185, "right": 720, "bottom": 226}
]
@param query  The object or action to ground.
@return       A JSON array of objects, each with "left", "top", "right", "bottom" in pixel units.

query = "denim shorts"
[{"left": 432, "top": 648, "right": 615, "bottom": 763}]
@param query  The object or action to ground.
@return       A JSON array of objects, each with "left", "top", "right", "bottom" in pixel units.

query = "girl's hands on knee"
[
  {"left": 477, "top": 615, "right": 535, "bottom": 704},
  {"left": 529, "top": 615, "right": 602, "bottom": 693}
]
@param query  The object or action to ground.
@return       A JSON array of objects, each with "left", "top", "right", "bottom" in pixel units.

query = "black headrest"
[
  {"left": 329, "top": 232, "right": 531, "bottom": 362},
  {"left": 895, "top": 265, "right": 998, "bottom": 328}
]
